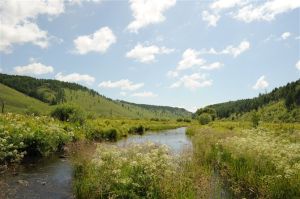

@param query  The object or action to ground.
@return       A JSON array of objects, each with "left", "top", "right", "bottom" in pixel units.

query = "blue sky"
[{"left": 1, "top": 0, "right": 299, "bottom": 112}]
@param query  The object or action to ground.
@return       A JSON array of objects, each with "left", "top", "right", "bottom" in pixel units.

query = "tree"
[
  {"left": 198, "top": 113, "right": 212, "bottom": 125},
  {"left": 251, "top": 111, "right": 260, "bottom": 128},
  {"left": 0, "top": 97, "right": 4, "bottom": 113}
]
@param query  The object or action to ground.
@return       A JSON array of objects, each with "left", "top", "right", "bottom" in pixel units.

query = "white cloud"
[
  {"left": 55, "top": 72, "right": 95, "bottom": 85},
  {"left": 98, "top": 79, "right": 144, "bottom": 91},
  {"left": 126, "top": 44, "right": 174, "bottom": 63},
  {"left": 176, "top": 49, "right": 206, "bottom": 71},
  {"left": 166, "top": 70, "right": 179, "bottom": 78},
  {"left": 68, "top": 0, "right": 103, "bottom": 5},
  {"left": 210, "top": 0, "right": 244, "bottom": 11},
  {"left": 200, "top": 40, "right": 250, "bottom": 57},
  {"left": 170, "top": 73, "right": 212, "bottom": 90},
  {"left": 296, "top": 60, "right": 300, "bottom": 71},
  {"left": 74, "top": 27, "right": 116, "bottom": 54},
  {"left": 295, "top": 36, "right": 300, "bottom": 40},
  {"left": 14, "top": 62, "right": 54, "bottom": 75},
  {"left": 252, "top": 75, "right": 269, "bottom": 90},
  {"left": 0, "top": 0, "right": 65, "bottom": 52},
  {"left": 0, "top": 68, "right": 2, "bottom": 73},
  {"left": 202, "top": 11, "right": 220, "bottom": 27},
  {"left": 201, "top": 62, "right": 223, "bottom": 70},
  {"left": 127, "top": 0, "right": 176, "bottom": 33},
  {"left": 234, "top": 0, "right": 300, "bottom": 23},
  {"left": 131, "top": 91, "right": 157, "bottom": 97},
  {"left": 222, "top": 40, "right": 250, "bottom": 57},
  {"left": 281, "top": 32, "right": 291, "bottom": 40}
]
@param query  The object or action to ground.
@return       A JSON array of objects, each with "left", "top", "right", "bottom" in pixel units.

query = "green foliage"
[
  {"left": 208, "top": 79, "right": 300, "bottom": 119},
  {"left": 195, "top": 107, "right": 217, "bottom": 121},
  {"left": 251, "top": 111, "right": 260, "bottom": 128},
  {"left": 198, "top": 113, "right": 212, "bottom": 125},
  {"left": 51, "top": 104, "right": 85, "bottom": 124},
  {"left": 189, "top": 124, "right": 300, "bottom": 198},
  {"left": 0, "top": 113, "right": 75, "bottom": 164},
  {"left": 73, "top": 143, "right": 196, "bottom": 199}
]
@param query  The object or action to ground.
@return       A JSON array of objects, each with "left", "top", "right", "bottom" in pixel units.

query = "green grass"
[
  {"left": 0, "top": 83, "right": 51, "bottom": 114},
  {"left": 64, "top": 89, "right": 191, "bottom": 119},
  {"left": 188, "top": 122, "right": 300, "bottom": 198}
]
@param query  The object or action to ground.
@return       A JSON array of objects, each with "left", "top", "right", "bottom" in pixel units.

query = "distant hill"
[
  {"left": 119, "top": 100, "right": 192, "bottom": 119},
  {"left": 0, "top": 73, "right": 191, "bottom": 118},
  {"left": 205, "top": 79, "right": 300, "bottom": 122}
]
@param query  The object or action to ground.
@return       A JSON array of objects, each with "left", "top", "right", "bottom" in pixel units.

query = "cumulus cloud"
[
  {"left": 233, "top": 0, "right": 300, "bottom": 23},
  {"left": 98, "top": 79, "right": 144, "bottom": 91},
  {"left": 170, "top": 73, "right": 212, "bottom": 90},
  {"left": 127, "top": 0, "right": 176, "bottom": 33},
  {"left": 74, "top": 27, "right": 116, "bottom": 54},
  {"left": 202, "top": 11, "right": 220, "bottom": 27},
  {"left": 281, "top": 32, "right": 291, "bottom": 40},
  {"left": 131, "top": 91, "right": 157, "bottom": 97},
  {"left": 126, "top": 44, "right": 174, "bottom": 63},
  {"left": 200, "top": 40, "right": 250, "bottom": 57},
  {"left": 176, "top": 49, "right": 206, "bottom": 71},
  {"left": 201, "top": 62, "right": 223, "bottom": 70},
  {"left": 55, "top": 72, "right": 95, "bottom": 85},
  {"left": 252, "top": 75, "right": 269, "bottom": 90},
  {"left": 296, "top": 60, "right": 300, "bottom": 71},
  {"left": 0, "top": 0, "right": 65, "bottom": 53},
  {"left": 202, "top": 0, "right": 300, "bottom": 27},
  {"left": 14, "top": 62, "right": 54, "bottom": 75},
  {"left": 210, "top": 0, "right": 244, "bottom": 11}
]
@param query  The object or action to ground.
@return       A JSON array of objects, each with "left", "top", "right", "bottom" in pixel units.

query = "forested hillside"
[
  {"left": 207, "top": 79, "right": 300, "bottom": 119},
  {"left": 0, "top": 73, "right": 191, "bottom": 118}
]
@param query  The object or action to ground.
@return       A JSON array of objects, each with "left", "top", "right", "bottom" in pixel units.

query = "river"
[
  {"left": 0, "top": 127, "right": 232, "bottom": 199},
  {"left": 0, "top": 127, "right": 192, "bottom": 199}
]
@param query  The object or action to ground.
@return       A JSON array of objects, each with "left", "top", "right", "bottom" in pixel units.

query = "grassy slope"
[
  {"left": 0, "top": 73, "right": 191, "bottom": 118},
  {"left": 0, "top": 83, "right": 51, "bottom": 114},
  {"left": 64, "top": 89, "right": 191, "bottom": 118}
]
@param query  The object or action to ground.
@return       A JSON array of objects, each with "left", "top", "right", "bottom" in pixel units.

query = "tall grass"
[
  {"left": 188, "top": 123, "right": 300, "bottom": 198},
  {"left": 73, "top": 143, "right": 197, "bottom": 199}
]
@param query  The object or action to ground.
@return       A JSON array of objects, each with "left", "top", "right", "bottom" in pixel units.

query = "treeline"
[
  {"left": 207, "top": 79, "right": 300, "bottom": 118},
  {"left": 119, "top": 100, "right": 192, "bottom": 118},
  {"left": 0, "top": 73, "right": 101, "bottom": 105}
]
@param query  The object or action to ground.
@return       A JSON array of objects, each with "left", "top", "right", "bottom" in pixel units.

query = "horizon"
[
  {"left": 1, "top": 0, "right": 299, "bottom": 112},
  {"left": 1, "top": 72, "right": 299, "bottom": 113}
]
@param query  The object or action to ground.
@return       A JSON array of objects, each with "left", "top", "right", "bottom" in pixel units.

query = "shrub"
[
  {"left": 51, "top": 104, "right": 85, "bottom": 125},
  {"left": 176, "top": 118, "right": 183, "bottom": 122},
  {"left": 198, "top": 113, "right": 212, "bottom": 125},
  {"left": 251, "top": 111, "right": 260, "bottom": 128},
  {"left": 129, "top": 125, "right": 144, "bottom": 135},
  {"left": 183, "top": 118, "right": 191, "bottom": 123}
]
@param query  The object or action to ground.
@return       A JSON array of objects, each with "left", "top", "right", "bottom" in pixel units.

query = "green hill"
[
  {"left": 0, "top": 83, "right": 50, "bottom": 114},
  {"left": 204, "top": 79, "right": 300, "bottom": 122},
  {"left": 0, "top": 73, "right": 191, "bottom": 118}
]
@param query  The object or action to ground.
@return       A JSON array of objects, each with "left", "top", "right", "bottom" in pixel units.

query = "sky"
[{"left": 0, "top": 0, "right": 300, "bottom": 112}]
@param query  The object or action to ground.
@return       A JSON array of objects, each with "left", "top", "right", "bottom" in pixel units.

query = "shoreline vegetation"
[{"left": 0, "top": 75, "right": 299, "bottom": 198}]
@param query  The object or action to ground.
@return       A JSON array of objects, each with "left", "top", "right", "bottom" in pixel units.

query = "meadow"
[{"left": 187, "top": 121, "right": 300, "bottom": 199}]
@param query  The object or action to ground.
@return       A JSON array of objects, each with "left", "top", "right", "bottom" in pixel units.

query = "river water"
[{"left": 0, "top": 127, "right": 192, "bottom": 199}]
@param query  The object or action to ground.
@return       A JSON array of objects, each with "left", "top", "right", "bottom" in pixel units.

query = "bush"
[
  {"left": 51, "top": 104, "right": 85, "bottom": 125},
  {"left": 129, "top": 125, "right": 144, "bottom": 135},
  {"left": 198, "top": 113, "right": 212, "bottom": 125},
  {"left": 183, "top": 118, "right": 191, "bottom": 123},
  {"left": 251, "top": 111, "right": 260, "bottom": 128},
  {"left": 176, "top": 118, "right": 183, "bottom": 122}
]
